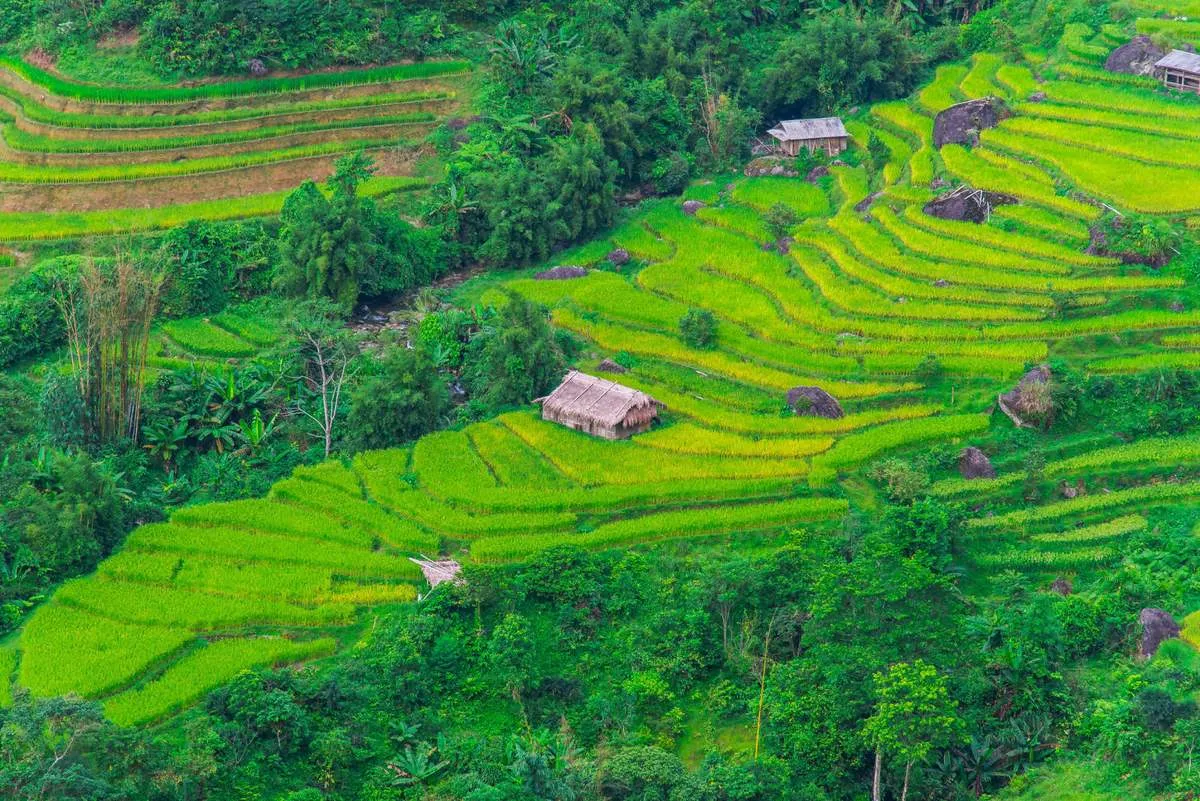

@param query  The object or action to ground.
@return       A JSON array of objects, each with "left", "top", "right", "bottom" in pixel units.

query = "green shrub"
[
  {"left": 345, "top": 347, "right": 450, "bottom": 452},
  {"left": 0, "top": 256, "right": 86, "bottom": 367},
  {"left": 679, "top": 307, "right": 717, "bottom": 349}
]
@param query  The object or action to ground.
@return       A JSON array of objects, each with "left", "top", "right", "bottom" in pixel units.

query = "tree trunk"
[
  {"left": 872, "top": 748, "right": 882, "bottom": 801},
  {"left": 901, "top": 761, "right": 912, "bottom": 801}
]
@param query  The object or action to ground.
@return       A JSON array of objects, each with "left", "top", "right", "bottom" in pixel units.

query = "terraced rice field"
[
  {"left": 7, "top": 35, "right": 1200, "bottom": 722},
  {"left": 0, "top": 55, "right": 469, "bottom": 243}
]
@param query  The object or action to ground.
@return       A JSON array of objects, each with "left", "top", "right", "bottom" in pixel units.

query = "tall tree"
[
  {"left": 286, "top": 300, "right": 358, "bottom": 458},
  {"left": 862, "top": 660, "right": 963, "bottom": 801},
  {"left": 465, "top": 295, "right": 569, "bottom": 410},
  {"left": 276, "top": 152, "right": 376, "bottom": 309}
]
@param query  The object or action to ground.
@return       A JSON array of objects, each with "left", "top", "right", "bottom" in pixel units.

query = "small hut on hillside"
[
  {"left": 1155, "top": 50, "right": 1200, "bottom": 93},
  {"left": 766, "top": 117, "right": 849, "bottom": 157},
  {"left": 536, "top": 370, "right": 662, "bottom": 440}
]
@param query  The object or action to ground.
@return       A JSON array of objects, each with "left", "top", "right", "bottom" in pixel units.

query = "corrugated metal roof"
[
  {"left": 1156, "top": 49, "right": 1200, "bottom": 72},
  {"left": 766, "top": 117, "right": 848, "bottom": 142}
]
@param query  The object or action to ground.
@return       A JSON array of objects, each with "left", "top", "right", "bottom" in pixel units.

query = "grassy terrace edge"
[
  {"left": 0, "top": 175, "right": 426, "bottom": 241},
  {"left": 0, "top": 55, "right": 472, "bottom": 104}
]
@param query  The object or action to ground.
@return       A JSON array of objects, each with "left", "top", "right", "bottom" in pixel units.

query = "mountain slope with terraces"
[
  {"left": 4, "top": 30, "right": 1200, "bottom": 751},
  {"left": 0, "top": 55, "right": 469, "bottom": 237}
]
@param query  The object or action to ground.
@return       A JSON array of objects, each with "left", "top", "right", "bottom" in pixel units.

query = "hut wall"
[
  {"left": 540, "top": 406, "right": 657, "bottom": 440},
  {"left": 1162, "top": 67, "right": 1200, "bottom": 93},
  {"left": 785, "top": 137, "right": 849, "bottom": 157}
]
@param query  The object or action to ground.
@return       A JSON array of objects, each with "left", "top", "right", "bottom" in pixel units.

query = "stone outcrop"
[
  {"left": 1138, "top": 608, "right": 1181, "bottom": 659},
  {"left": 786, "top": 386, "right": 844, "bottom": 419},
  {"left": 535, "top": 266, "right": 588, "bottom": 280},
  {"left": 933, "top": 98, "right": 1009, "bottom": 148},
  {"left": 959, "top": 446, "right": 996, "bottom": 479},
  {"left": 998, "top": 365, "right": 1053, "bottom": 428},
  {"left": 1105, "top": 36, "right": 1165, "bottom": 76}
]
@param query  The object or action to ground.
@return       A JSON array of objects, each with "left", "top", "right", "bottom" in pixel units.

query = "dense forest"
[{"left": 1, "top": 0, "right": 1199, "bottom": 800}]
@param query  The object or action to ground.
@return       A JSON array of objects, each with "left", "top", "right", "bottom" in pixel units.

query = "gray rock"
[
  {"left": 1050, "top": 577, "right": 1073, "bottom": 596},
  {"left": 1105, "top": 36, "right": 1166, "bottom": 76},
  {"left": 1139, "top": 608, "right": 1181, "bottom": 659},
  {"left": 933, "top": 97, "right": 1009, "bottom": 148},
  {"left": 923, "top": 187, "right": 1017, "bottom": 224},
  {"left": 607, "top": 248, "right": 631, "bottom": 266},
  {"left": 682, "top": 200, "right": 706, "bottom": 216},
  {"left": 998, "top": 365, "right": 1053, "bottom": 428},
  {"left": 786, "top": 386, "right": 844, "bottom": 419},
  {"left": 854, "top": 191, "right": 882, "bottom": 213},
  {"left": 806, "top": 165, "right": 830, "bottom": 183},
  {"left": 959, "top": 446, "right": 996, "bottom": 479},
  {"left": 597, "top": 358, "right": 628, "bottom": 374},
  {"left": 535, "top": 266, "right": 588, "bottom": 280}
]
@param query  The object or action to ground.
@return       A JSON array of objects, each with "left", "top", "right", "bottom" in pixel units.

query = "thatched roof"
[
  {"left": 767, "top": 117, "right": 848, "bottom": 142},
  {"left": 537, "top": 371, "right": 661, "bottom": 429},
  {"left": 1156, "top": 49, "right": 1200, "bottom": 73}
]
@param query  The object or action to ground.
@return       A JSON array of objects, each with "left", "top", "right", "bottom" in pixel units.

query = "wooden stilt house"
[
  {"left": 536, "top": 370, "right": 662, "bottom": 440},
  {"left": 766, "top": 117, "right": 849, "bottom": 157},
  {"left": 1155, "top": 49, "right": 1200, "bottom": 93}
]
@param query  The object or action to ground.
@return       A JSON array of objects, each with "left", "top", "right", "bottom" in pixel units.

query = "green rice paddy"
[{"left": 5, "top": 34, "right": 1200, "bottom": 725}]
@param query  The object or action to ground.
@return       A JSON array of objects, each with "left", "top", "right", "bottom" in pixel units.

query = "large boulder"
[
  {"left": 933, "top": 98, "right": 1009, "bottom": 148},
  {"left": 1105, "top": 36, "right": 1165, "bottom": 76},
  {"left": 923, "top": 187, "right": 1017, "bottom": 224},
  {"left": 535, "top": 266, "right": 588, "bottom": 280},
  {"left": 787, "top": 386, "right": 844, "bottom": 419},
  {"left": 597, "top": 358, "right": 628, "bottom": 374},
  {"left": 959, "top": 446, "right": 996, "bottom": 479},
  {"left": 854, "top": 192, "right": 883, "bottom": 213},
  {"left": 682, "top": 200, "right": 706, "bottom": 216},
  {"left": 1138, "top": 608, "right": 1181, "bottom": 659},
  {"left": 607, "top": 248, "right": 631, "bottom": 267},
  {"left": 806, "top": 165, "right": 830, "bottom": 183},
  {"left": 997, "top": 365, "right": 1053, "bottom": 428},
  {"left": 1050, "top": 577, "right": 1073, "bottom": 596}
]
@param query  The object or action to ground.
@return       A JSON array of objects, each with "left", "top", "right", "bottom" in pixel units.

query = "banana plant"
[
  {"left": 236, "top": 409, "right": 278, "bottom": 454},
  {"left": 142, "top": 418, "right": 190, "bottom": 467},
  {"left": 387, "top": 744, "right": 448, "bottom": 787}
]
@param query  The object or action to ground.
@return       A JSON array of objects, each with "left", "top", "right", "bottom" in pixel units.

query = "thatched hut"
[{"left": 536, "top": 370, "right": 662, "bottom": 439}]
